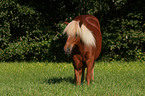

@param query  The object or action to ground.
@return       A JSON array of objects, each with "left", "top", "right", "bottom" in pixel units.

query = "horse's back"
[{"left": 74, "top": 15, "right": 102, "bottom": 59}]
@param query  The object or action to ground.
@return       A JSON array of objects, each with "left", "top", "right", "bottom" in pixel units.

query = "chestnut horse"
[{"left": 63, "top": 15, "right": 102, "bottom": 85}]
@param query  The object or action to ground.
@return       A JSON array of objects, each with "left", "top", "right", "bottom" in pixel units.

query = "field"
[{"left": 0, "top": 61, "right": 144, "bottom": 96}]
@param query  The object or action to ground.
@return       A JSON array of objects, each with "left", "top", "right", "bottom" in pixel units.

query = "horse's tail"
[{"left": 63, "top": 20, "right": 96, "bottom": 47}]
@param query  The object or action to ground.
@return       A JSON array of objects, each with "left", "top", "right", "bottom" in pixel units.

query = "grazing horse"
[{"left": 63, "top": 15, "right": 102, "bottom": 85}]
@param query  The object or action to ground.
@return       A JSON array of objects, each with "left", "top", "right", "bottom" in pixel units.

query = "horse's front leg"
[
  {"left": 86, "top": 58, "right": 94, "bottom": 85},
  {"left": 74, "top": 68, "right": 82, "bottom": 85},
  {"left": 75, "top": 66, "right": 85, "bottom": 85},
  {"left": 73, "top": 55, "right": 83, "bottom": 85}
]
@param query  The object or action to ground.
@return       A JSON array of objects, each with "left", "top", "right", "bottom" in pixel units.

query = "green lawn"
[{"left": 0, "top": 61, "right": 144, "bottom": 96}]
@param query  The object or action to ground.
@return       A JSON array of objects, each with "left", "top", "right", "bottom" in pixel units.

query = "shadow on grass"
[{"left": 44, "top": 77, "right": 75, "bottom": 84}]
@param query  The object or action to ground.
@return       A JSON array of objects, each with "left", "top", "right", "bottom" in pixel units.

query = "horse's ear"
[{"left": 64, "top": 22, "right": 69, "bottom": 25}]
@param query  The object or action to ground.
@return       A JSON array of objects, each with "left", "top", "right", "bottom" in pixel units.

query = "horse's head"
[
  {"left": 63, "top": 21, "right": 80, "bottom": 55},
  {"left": 63, "top": 20, "right": 96, "bottom": 55},
  {"left": 64, "top": 34, "right": 80, "bottom": 55}
]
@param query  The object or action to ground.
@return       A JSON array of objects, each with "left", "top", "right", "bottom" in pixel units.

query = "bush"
[
  {"left": 3, "top": 40, "right": 28, "bottom": 61},
  {"left": 0, "top": 0, "right": 55, "bottom": 62},
  {"left": 48, "top": 34, "right": 71, "bottom": 62},
  {"left": 0, "top": 0, "right": 145, "bottom": 62},
  {"left": 101, "top": 13, "right": 145, "bottom": 61},
  {"left": 1, "top": 40, "right": 50, "bottom": 61}
]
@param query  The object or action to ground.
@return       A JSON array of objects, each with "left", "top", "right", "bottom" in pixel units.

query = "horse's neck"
[{"left": 75, "top": 40, "right": 84, "bottom": 54}]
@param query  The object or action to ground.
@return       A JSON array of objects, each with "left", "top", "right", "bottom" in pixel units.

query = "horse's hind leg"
[{"left": 91, "top": 63, "right": 94, "bottom": 81}]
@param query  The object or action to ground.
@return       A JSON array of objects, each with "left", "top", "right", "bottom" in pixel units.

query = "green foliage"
[
  {"left": 101, "top": 13, "right": 145, "bottom": 61},
  {"left": 1, "top": 40, "right": 50, "bottom": 61},
  {"left": 0, "top": 0, "right": 53, "bottom": 61},
  {"left": 0, "top": 0, "right": 145, "bottom": 61}
]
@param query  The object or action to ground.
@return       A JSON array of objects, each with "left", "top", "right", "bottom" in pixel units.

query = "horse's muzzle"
[
  {"left": 64, "top": 46, "right": 72, "bottom": 55},
  {"left": 65, "top": 48, "right": 71, "bottom": 55}
]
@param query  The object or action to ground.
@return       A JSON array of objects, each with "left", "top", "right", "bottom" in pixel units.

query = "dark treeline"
[{"left": 0, "top": 0, "right": 145, "bottom": 62}]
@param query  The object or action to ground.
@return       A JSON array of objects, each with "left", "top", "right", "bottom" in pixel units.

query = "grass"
[{"left": 0, "top": 61, "right": 144, "bottom": 96}]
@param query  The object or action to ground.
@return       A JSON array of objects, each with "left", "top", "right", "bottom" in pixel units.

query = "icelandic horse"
[{"left": 63, "top": 15, "right": 102, "bottom": 85}]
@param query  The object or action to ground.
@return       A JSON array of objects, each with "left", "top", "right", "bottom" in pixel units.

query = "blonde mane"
[{"left": 63, "top": 20, "right": 96, "bottom": 47}]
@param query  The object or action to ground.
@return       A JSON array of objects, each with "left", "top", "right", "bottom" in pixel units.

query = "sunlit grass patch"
[{"left": 0, "top": 61, "right": 144, "bottom": 96}]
